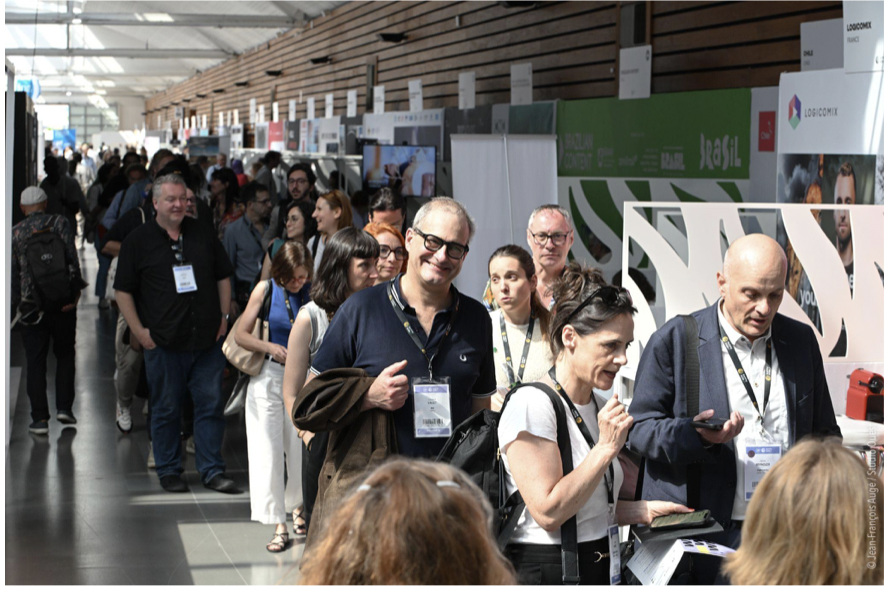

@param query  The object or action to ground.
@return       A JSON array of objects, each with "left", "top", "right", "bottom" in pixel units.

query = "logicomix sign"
[
  {"left": 843, "top": 0, "right": 884, "bottom": 73},
  {"left": 557, "top": 89, "right": 751, "bottom": 179},
  {"left": 777, "top": 69, "right": 884, "bottom": 155}
]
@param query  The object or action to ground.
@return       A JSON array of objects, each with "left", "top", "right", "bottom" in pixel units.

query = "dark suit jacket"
[{"left": 627, "top": 302, "right": 841, "bottom": 526}]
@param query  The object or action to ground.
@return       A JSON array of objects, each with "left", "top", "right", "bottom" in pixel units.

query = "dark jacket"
[
  {"left": 293, "top": 368, "right": 398, "bottom": 548},
  {"left": 627, "top": 303, "right": 841, "bottom": 527}
]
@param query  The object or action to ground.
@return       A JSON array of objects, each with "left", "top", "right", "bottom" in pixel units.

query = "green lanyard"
[
  {"left": 718, "top": 322, "right": 772, "bottom": 425},
  {"left": 499, "top": 312, "right": 535, "bottom": 387}
]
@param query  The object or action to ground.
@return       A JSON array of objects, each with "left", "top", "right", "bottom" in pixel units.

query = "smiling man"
[
  {"left": 309, "top": 197, "right": 496, "bottom": 459},
  {"left": 627, "top": 234, "right": 840, "bottom": 581}
]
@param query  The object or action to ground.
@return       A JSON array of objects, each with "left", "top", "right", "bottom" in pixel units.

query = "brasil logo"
[{"left": 788, "top": 95, "right": 801, "bottom": 129}]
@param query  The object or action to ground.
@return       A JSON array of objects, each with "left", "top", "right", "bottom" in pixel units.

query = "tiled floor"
[{"left": 5, "top": 246, "right": 305, "bottom": 585}]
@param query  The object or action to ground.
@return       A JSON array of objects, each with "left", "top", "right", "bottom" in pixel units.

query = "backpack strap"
[
  {"left": 498, "top": 381, "right": 580, "bottom": 584},
  {"left": 680, "top": 314, "right": 701, "bottom": 510}
]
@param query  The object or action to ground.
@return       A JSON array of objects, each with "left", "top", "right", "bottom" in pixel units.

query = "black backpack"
[
  {"left": 25, "top": 226, "right": 73, "bottom": 312},
  {"left": 436, "top": 383, "right": 573, "bottom": 552}
]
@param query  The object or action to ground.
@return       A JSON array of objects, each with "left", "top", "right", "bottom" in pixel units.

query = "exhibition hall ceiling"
[{"left": 5, "top": 0, "right": 347, "bottom": 103}]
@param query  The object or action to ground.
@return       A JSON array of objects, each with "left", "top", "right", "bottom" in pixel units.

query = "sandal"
[
  {"left": 293, "top": 506, "right": 307, "bottom": 536},
  {"left": 266, "top": 531, "right": 289, "bottom": 553}
]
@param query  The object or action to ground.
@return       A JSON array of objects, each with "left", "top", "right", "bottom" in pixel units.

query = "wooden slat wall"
[{"left": 144, "top": 1, "right": 843, "bottom": 130}]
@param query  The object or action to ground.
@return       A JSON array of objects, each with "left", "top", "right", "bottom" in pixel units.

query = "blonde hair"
[
  {"left": 723, "top": 438, "right": 883, "bottom": 585},
  {"left": 300, "top": 459, "right": 516, "bottom": 585}
]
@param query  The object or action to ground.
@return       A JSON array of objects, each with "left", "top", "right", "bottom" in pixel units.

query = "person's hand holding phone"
[{"left": 693, "top": 409, "right": 744, "bottom": 445}]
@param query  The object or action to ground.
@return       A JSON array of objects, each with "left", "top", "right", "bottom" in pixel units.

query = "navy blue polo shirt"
[{"left": 311, "top": 274, "right": 496, "bottom": 458}]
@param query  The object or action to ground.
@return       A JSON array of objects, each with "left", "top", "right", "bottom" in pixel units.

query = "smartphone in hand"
[{"left": 691, "top": 418, "right": 727, "bottom": 431}]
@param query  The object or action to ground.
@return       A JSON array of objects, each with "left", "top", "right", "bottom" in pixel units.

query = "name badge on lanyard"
[
  {"left": 170, "top": 234, "right": 197, "bottom": 293},
  {"left": 740, "top": 437, "right": 783, "bottom": 501},
  {"left": 607, "top": 507, "right": 622, "bottom": 585},
  {"left": 412, "top": 377, "right": 453, "bottom": 438}
]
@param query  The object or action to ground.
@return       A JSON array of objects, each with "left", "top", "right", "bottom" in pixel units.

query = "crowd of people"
[{"left": 10, "top": 145, "right": 883, "bottom": 585}]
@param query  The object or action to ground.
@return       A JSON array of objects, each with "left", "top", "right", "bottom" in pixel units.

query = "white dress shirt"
[{"left": 717, "top": 300, "right": 789, "bottom": 520}]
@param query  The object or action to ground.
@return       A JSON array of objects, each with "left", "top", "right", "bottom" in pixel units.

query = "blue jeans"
[
  {"left": 94, "top": 241, "right": 112, "bottom": 299},
  {"left": 143, "top": 340, "right": 227, "bottom": 482}
]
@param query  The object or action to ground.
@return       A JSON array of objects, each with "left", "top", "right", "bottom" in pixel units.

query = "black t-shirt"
[
  {"left": 114, "top": 216, "right": 233, "bottom": 351},
  {"left": 311, "top": 275, "right": 496, "bottom": 458}
]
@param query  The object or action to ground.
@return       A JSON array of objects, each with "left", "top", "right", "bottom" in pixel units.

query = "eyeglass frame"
[
  {"left": 562, "top": 285, "right": 632, "bottom": 325},
  {"left": 379, "top": 244, "right": 408, "bottom": 260},
  {"left": 528, "top": 229, "right": 573, "bottom": 247},
  {"left": 412, "top": 228, "right": 470, "bottom": 260}
]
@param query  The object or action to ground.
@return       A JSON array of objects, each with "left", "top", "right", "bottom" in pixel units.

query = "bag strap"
[
  {"left": 257, "top": 280, "right": 273, "bottom": 336},
  {"left": 680, "top": 314, "right": 701, "bottom": 510},
  {"left": 499, "top": 381, "right": 580, "bottom": 583}
]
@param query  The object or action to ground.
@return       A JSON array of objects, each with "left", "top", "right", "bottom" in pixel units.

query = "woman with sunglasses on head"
[
  {"left": 487, "top": 245, "right": 554, "bottom": 412},
  {"left": 363, "top": 222, "right": 408, "bottom": 285},
  {"left": 498, "top": 262, "right": 691, "bottom": 584},
  {"left": 260, "top": 200, "right": 317, "bottom": 282},
  {"left": 309, "top": 190, "right": 353, "bottom": 274},
  {"left": 282, "top": 227, "right": 379, "bottom": 539},
  {"left": 235, "top": 241, "right": 313, "bottom": 553}
]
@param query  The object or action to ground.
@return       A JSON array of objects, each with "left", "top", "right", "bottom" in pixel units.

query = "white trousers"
[{"left": 245, "top": 360, "right": 302, "bottom": 524}]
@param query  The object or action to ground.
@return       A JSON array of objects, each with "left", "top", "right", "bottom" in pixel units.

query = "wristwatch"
[{"left": 224, "top": 313, "right": 231, "bottom": 322}]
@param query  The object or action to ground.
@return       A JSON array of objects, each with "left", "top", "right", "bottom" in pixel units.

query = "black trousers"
[
  {"left": 505, "top": 537, "right": 612, "bottom": 585},
  {"left": 20, "top": 310, "right": 77, "bottom": 422},
  {"left": 301, "top": 431, "right": 329, "bottom": 531}
]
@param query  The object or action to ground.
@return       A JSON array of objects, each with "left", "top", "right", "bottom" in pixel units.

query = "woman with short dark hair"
[
  {"left": 260, "top": 199, "right": 317, "bottom": 282},
  {"left": 282, "top": 227, "right": 379, "bottom": 537},
  {"left": 235, "top": 240, "right": 313, "bottom": 553}
]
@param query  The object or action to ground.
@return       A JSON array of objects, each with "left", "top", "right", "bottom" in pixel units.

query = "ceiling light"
[
  {"left": 212, "top": 88, "right": 225, "bottom": 94},
  {"left": 66, "top": 91, "right": 72, "bottom": 96},
  {"left": 265, "top": 70, "right": 283, "bottom": 77},
  {"left": 71, "top": 17, "right": 82, "bottom": 24},
  {"left": 234, "top": 81, "right": 249, "bottom": 87},
  {"left": 377, "top": 32, "right": 407, "bottom": 43},
  {"left": 196, "top": 93, "right": 207, "bottom": 98},
  {"left": 310, "top": 56, "right": 331, "bottom": 65}
]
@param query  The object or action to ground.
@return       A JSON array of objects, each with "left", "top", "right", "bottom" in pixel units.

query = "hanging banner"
[
  {"left": 347, "top": 90, "right": 358, "bottom": 117},
  {"left": 325, "top": 93, "right": 334, "bottom": 118},
  {"left": 801, "top": 19, "right": 843, "bottom": 71},
  {"left": 307, "top": 98, "right": 315, "bottom": 120},
  {"left": 409, "top": 79, "right": 424, "bottom": 112},
  {"left": 459, "top": 72, "right": 476, "bottom": 110},
  {"left": 289, "top": 99, "right": 297, "bottom": 122},
  {"left": 619, "top": 45, "right": 652, "bottom": 100},
  {"left": 373, "top": 85, "right": 385, "bottom": 114},
  {"left": 272, "top": 101, "right": 279, "bottom": 123},
  {"left": 510, "top": 63, "right": 533, "bottom": 105},
  {"left": 249, "top": 98, "right": 256, "bottom": 124},
  {"left": 557, "top": 89, "right": 752, "bottom": 277}
]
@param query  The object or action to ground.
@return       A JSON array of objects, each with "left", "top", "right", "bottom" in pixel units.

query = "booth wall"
[{"left": 144, "top": 1, "right": 842, "bottom": 131}]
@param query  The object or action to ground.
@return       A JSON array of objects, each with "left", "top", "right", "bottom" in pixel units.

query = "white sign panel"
[
  {"left": 201, "top": 115, "right": 207, "bottom": 129},
  {"left": 777, "top": 69, "right": 884, "bottom": 155},
  {"left": 373, "top": 85, "right": 385, "bottom": 114},
  {"left": 325, "top": 93, "right": 334, "bottom": 118},
  {"left": 347, "top": 89, "right": 358, "bottom": 117},
  {"left": 272, "top": 101, "right": 279, "bottom": 122},
  {"left": 801, "top": 19, "right": 844, "bottom": 71},
  {"left": 249, "top": 98, "right": 256, "bottom": 124},
  {"left": 288, "top": 99, "right": 297, "bottom": 122},
  {"left": 510, "top": 63, "right": 533, "bottom": 105},
  {"left": 619, "top": 45, "right": 652, "bottom": 100},
  {"left": 408, "top": 79, "right": 424, "bottom": 112},
  {"left": 218, "top": 113, "right": 224, "bottom": 129},
  {"left": 843, "top": 0, "right": 884, "bottom": 73},
  {"left": 307, "top": 97, "right": 315, "bottom": 120},
  {"left": 459, "top": 72, "right": 476, "bottom": 110},
  {"left": 189, "top": 116, "right": 196, "bottom": 129},
  {"left": 233, "top": 109, "right": 239, "bottom": 126},
  {"left": 258, "top": 105, "right": 265, "bottom": 124}
]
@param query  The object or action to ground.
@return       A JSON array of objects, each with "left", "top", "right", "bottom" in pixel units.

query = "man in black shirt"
[{"left": 114, "top": 174, "right": 238, "bottom": 494}]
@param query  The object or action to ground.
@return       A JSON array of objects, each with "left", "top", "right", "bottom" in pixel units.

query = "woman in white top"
[
  {"left": 499, "top": 262, "right": 690, "bottom": 584},
  {"left": 487, "top": 245, "right": 554, "bottom": 411},
  {"left": 283, "top": 227, "right": 379, "bottom": 538},
  {"left": 309, "top": 190, "right": 353, "bottom": 273}
]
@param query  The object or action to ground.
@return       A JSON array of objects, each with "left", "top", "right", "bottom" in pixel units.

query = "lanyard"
[
  {"left": 171, "top": 233, "right": 186, "bottom": 265},
  {"left": 499, "top": 311, "right": 535, "bottom": 386},
  {"left": 283, "top": 291, "right": 297, "bottom": 325},
  {"left": 718, "top": 322, "right": 772, "bottom": 425},
  {"left": 547, "top": 367, "right": 614, "bottom": 506},
  {"left": 387, "top": 279, "right": 458, "bottom": 380}
]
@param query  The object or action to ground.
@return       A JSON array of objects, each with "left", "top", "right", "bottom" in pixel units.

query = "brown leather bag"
[{"left": 222, "top": 280, "right": 271, "bottom": 376}]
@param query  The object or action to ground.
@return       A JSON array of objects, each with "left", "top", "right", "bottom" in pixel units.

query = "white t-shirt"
[
  {"left": 489, "top": 309, "right": 554, "bottom": 411},
  {"left": 498, "top": 385, "right": 624, "bottom": 544}
]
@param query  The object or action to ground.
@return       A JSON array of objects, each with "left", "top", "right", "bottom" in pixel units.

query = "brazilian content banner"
[{"left": 557, "top": 89, "right": 751, "bottom": 180}]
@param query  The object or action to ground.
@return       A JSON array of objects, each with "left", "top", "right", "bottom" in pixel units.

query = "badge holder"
[
  {"left": 607, "top": 506, "right": 622, "bottom": 585},
  {"left": 412, "top": 376, "right": 453, "bottom": 439},
  {"left": 740, "top": 427, "right": 783, "bottom": 502},
  {"left": 173, "top": 264, "right": 198, "bottom": 293}
]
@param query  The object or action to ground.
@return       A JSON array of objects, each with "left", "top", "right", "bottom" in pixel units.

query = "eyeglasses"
[
  {"left": 289, "top": 177, "right": 309, "bottom": 186},
  {"left": 255, "top": 199, "right": 271, "bottom": 206},
  {"left": 170, "top": 241, "right": 185, "bottom": 264},
  {"left": 563, "top": 286, "right": 632, "bottom": 324},
  {"left": 379, "top": 245, "right": 407, "bottom": 260},
  {"left": 413, "top": 229, "right": 469, "bottom": 260},
  {"left": 529, "top": 229, "right": 573, "bottom": 247}
]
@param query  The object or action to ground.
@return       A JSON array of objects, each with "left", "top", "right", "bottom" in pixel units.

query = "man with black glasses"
[
  {"left": 114, "top": 174, "right": 240, "bottom": 494},
  {"left": 223, "top": 181, "right": 272, "bottom": 310},
  {"left": 526, "top": 204, "right": 574, "bottom": 309},
  {"left": 310, "top": 197, "right": 496, "bottom": 458}
]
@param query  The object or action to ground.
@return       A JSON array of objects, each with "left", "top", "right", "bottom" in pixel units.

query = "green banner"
[{"left": 557, "top": 89, "right": 751, "bottom": 179}]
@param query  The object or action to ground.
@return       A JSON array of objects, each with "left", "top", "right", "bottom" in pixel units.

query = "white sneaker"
[
  {"left": 116, "top": 403, "right": 132, "bottom": 433},
  {"left": 147, "top": 446, "right": 156, "bottom": 469},
  {"left": 185, "top": 437, "right": 196, "bottom": 455}
]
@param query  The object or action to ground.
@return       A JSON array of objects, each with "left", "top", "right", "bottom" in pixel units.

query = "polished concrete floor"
[{"left": 5, "top": 246, "right": 305, "bottom": 585}]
